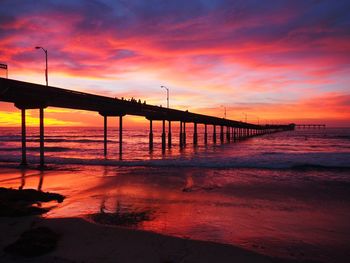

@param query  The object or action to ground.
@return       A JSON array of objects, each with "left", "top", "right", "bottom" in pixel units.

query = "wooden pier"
[
  {"left": 296, "top": 124, "right": 326, "bottom": 129},
  {"left": 0, "top": 77, "right": 295, "bottom": 167}
]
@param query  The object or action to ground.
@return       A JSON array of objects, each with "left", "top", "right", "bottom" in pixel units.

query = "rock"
[
  {"left": 0, "top": 187, "right": 64, "bottom": 203},
  {"left": 0, "top": 187, "right": 65, "bottom": 217},
  {"left": 4, "top": 227, "right": 60, "bottom": 257}
]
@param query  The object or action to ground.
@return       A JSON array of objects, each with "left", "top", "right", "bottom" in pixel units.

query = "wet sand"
[
  {"left": 0, "top": 216, "right": 294, "bottom": 263},
  {"left": 1, "top": 165, "right": 350, "bottom": 262}
]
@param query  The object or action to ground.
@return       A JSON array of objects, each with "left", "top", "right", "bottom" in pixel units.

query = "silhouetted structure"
[
  {"left": 296, "top": 124, "right": 326, "bottom": 129},
  {"left": 0, "top": 77, "right": 295, "bottom": 167}
]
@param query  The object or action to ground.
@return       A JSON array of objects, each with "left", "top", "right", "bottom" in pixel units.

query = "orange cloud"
[{"left": 1, "top": 1, "right": 350, "bottom": 127}]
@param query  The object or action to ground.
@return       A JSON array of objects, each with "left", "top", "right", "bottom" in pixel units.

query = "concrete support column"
[
  {"left": 220, "top": 125, "right": 224, "bottom": 143},
  {"left": 204, "top": 124, "right": 208, "bottom": 144},
  {"left": 104, "top": 116, "right": 107, "bottom": 156},
  {"left": 193, "top": 123, "right": 198, "bottom": 145},
  {"left": 162, "top": 119, "right": 166, "bottom": 151},
  {"left": 21, "top": 109, "right": 27, "bottom": 166},
  {"left": 183, "top": 122, "right": 186, "bottom": 145},
  {"left": 233, "top": 128, "right": 236, "bottom": 141},
  {"left": 39, "top": 108, "right": 44, "bottom": 168},
  {"left": 226, "top": 126, "right": 230, "bottom": 142},
  {"left": 180, "top": 121, "right": 183, "bottom": 148},
  {"left": 168, "top": 121, "right": 172, "bottom": 148},
  {"left": 149, "top": 119, "right": 153, "bottom": 151},
  {"left": 119, "top": 115, "right": 123, "bottom": 159},
  {"left": 213, "top": 125, "right": 217, "bottom": 143}
]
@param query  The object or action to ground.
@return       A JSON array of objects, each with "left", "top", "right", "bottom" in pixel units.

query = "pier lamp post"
[
  {"left": 161, "top": 85, "right": 172, "bottom": 148},
  {"left": 35, "top": 46, "right": 48, "bottom": 168},
  {"left": 220, "top": 105, "right": 226, "bottom": 118},
  {"left": 242, "top": 112, "right": 247, "bottom": 123},
  {"left": 35, "top": 46, "right": 48, "bottom": 86},
  {"left": 161, "top": 85, "right": 169, "bottom": 108}
]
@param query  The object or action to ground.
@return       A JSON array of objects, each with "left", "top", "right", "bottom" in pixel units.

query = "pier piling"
[
  {"left": 162, "top": 119, "right": 166, "bottom": 152},
  {"left": 226, "top": 126, "right": 230, "bottom": 142},
  {"left": 193, "top": 122, "right": 198, "bottom": 145},
  {"left": 183, "top": 122, "right": 187, "bottom": 145},
  {"left": 104, "top": 116, "right": 107, "bottom": 156},
  {"left": 168, "top": 121, "right": 172, "bottom": 148},
  {"left": 213, "top": 125, "right": 217, "bottom": 143},
  {"left": 119, "top": 115, "right": 123, "bottom": 159},
  {"left": 21, "top": 109, "right": 27, "bottom": 166},
  {"left": 220, "top": 125, "right": 224, "bottom": 143},
  {"left": 180, "top": 121, "right": 183, "bottom": 148},
  {"left": 39, "top": 108, "right": 44, "bottom": 168},
  {"left": 149, "top": 119, "right": 153, "bottom": 151}
]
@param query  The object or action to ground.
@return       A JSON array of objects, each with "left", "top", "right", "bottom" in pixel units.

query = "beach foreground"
[{"left": 0, "top": 216, "right": 295, "bottom": 263}]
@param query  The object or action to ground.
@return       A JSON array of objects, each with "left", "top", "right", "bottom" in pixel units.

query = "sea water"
[{"left": 0, "top": 126, "right": 349, "bottom": 262}]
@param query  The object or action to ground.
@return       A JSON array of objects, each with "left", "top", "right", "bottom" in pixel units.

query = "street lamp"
[
  {"left": 242, "top": 112, "right": 247, "bottom": 123},
  {"left": 220, "top": 105, "right": 226, "bottom": 118},
  {"left": 161, "top": 85, "right": 169, "bottom": 108},
  {"left": 35, "top": 46, "right": 48, "bottom": 168},
  {"left": 35, "top": 46, "right": 48, "bottom": 86}
]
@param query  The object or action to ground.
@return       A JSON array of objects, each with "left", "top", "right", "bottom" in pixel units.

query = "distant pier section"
[
  {"left": 0, "top": 77, "right": 295, "bottom": 167},
  {"left": 296, "top": 124, "right": 326, "bottom": 129}
]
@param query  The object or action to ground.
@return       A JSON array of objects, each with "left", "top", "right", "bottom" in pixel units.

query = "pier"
[
  {"left": 0, "top": 77, "right": 295, "bottom": 167},
  {"left": 296, "top": 124, "right": 326, "bottom": 129}
]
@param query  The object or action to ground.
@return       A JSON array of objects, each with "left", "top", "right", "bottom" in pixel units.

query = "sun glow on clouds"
[
  {"left": 0, "top": 0, "right": 350, "bottom": 126},
  {"left": 0, "top": 109, "right": 80, "bottom": 126}
]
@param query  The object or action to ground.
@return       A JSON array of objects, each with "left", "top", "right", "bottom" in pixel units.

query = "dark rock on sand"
[
  {"left": 0, "top": 187, "right": 64, "bottom": 203},
  {"left": 4, "top": 227, "right": 60, "bottom": 257},
  {"left": 0, "top": 187, "right": 65, "bottom": 217},
  {"left": 90, "top": 209, "right": 152, "bottom": 226},
  {"left": 0, "top": 202, "right": 49, "bottom": 217}
]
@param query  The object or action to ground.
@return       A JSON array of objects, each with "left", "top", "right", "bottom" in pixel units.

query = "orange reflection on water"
[{"left": 0, "top": 165, "right": 349, "bottom": 262}]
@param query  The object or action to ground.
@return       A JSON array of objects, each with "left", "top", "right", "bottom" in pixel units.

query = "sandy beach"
[
  {"left": 1, "top": 160, "right": 349, "bottom": 263},
  {"left": 0, "top": 215, "right": 295, "bottom": 263}
]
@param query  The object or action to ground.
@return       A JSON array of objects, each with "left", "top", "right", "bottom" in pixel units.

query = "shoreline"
[
  {"left": 1, "top": 164, "right": 348, "bottom": 262},
  {"left": 0, "top": 215, "right": 294, "bottom": 263}
]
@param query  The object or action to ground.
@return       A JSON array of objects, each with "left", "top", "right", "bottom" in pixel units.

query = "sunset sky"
[{"left": 0, "top": 0, "right": 349, "bottom": 127}]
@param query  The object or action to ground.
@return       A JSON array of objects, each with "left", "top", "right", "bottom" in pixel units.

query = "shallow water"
[{"left": 0, "top": 127, "right": 349, "bottom": 262}]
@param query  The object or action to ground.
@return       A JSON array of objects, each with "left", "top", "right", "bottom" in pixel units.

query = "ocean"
[{"left": 0, "top": 126, "right": 349, "bottom": 262}]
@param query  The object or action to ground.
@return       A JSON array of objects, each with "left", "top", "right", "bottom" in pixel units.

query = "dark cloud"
[{"left": 1, "top": 0, "right": 349, "bottom": 77}]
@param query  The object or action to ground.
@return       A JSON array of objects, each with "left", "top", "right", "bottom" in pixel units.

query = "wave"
[
  {"left": 0, "top": 138, "right": 113, "bottom": 143},
  {"left": 290, "top": 164, "right": 350, "bottom": 171},
  {"left": 0, "top": 147, "right": 72, "bottom": 152},
  {"left": 1, "top": 154, "right": 350, "bottom": 171}
]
